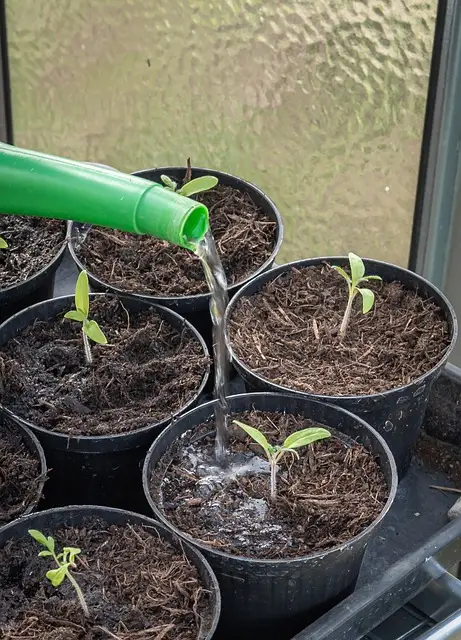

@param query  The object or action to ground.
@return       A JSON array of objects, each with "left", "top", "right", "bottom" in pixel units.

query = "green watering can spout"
[{"left": 0, "top": 143, "right": 209, "bottom": 250}]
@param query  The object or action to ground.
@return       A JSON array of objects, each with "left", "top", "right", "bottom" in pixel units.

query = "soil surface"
[
  {"left": 75, "top": 183, "right": 277, "bottom": 296},
  {"left": 0, "top": 296, "right": 208, "bottom": 436},
  {"left": 0, "top": 216, "right": 65, "bottom": 289},
  {"left": 0, "top": 518, "right": 212, "bottom": 639},
  {"left": 0, "top": 418, "right": 42, "bottom": 526},
  {"left": 151, "top": 410, "right": 388, "bottom": 559},
  {"left": 229, "top": 263, "right": 451, "bottom": 396}
]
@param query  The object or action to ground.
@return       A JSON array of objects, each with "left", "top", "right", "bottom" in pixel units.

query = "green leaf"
[
  {"left": 63, "top": 547, "right": 81, "bottom": 564},
  {"left": 46, "top": 565, "right": 69, "bottom": 587},
  {"left": 64, "top": 310, "right": 86, "bottom": 323},
  {"left": 332, "top": 265, "right": 351, "bottom": 284},
  {"left": 84, "top": 320, "right": 107, "bottom": 344},
  {"left": 361, "top": 275, "right": 382, "bottom": 282},
  {"left": 283, "top": 427, "right": 331, "bottom": 449},
  {"left": 348, "top": 253, "right": 365, "bottom": 285},
  {"left": 358, "top": 287, "right": 375, "bottom": 313},
  {"left": 38, "top": 550, "right": 53, "bottom": 557},
  {"left": 47, "top": 536, "right": 55, "bottom": 554},
  {"left": 28, "top": 529, "right": 49, "bottom": 549},
  {"left": 233, "top": 420, "right": 273, "bottom": 459},
  {"left": 75, "top": 271, "right": 90, "bottom": 317},
  {"left": 160, "top": 175, "right": 177, "bottom": 191},
  {"left": 178, "top": 176, "right": 218, "bottom": 197},
  {"left": 0, "top": 236, "right": 8, "bottom": 249}
]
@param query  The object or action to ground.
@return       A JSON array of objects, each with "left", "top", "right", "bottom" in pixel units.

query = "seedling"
[
  {"left": 233, "top": 420, "right": 331, "bottom": 499},
  {"left": 332, "top": 252, "right": 382, "bottom": 338},
  {"left": 0, "top": 237, "right": 7, "bottom": 248},
  {"left": 64, "top": 270, "right": 107, "bottom": 364},
  {"left": 28, "top": 529, "right": 89, "bottom": 617},
  {"left": 160, "top": 158, "right": 218, "bottom": 197}
]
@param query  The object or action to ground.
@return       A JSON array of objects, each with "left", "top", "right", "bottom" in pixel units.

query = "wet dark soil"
[
  {"left": 0, "top": 296, "right": 208, "bottom": 436},
  {"left": 151, "top": 410, "right": 388, "bottom": 559},
  {"left": 0, "top": 418, "right": 43, "bottom": 525},
  {"left": 75, "top": 184, "right": 277, "bottom": 296},
  {"left": 0, "top": 216, "right": 65, "bottom": 289},
  {"left": 229, "top": 263, "right": 451, "bottom": 396},
  {"left": 0, "top": 518, "right": 212, "bottom": 639}
]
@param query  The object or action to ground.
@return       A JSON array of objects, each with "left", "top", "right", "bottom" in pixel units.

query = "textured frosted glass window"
[{"left": 6, "top": 0, "right": 436, "bottom": 265}]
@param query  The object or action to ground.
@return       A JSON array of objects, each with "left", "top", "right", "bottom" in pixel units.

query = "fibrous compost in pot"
[
  {"left": 0, "top": 296, "right": 208, "bottom": 436},
  {"left": 150, "top": 409, "right": 388, "bottom": 559},
  {"left": 229, "top": 263, "right": 451, "bottom": 396},
  {"left": 75, "top": 183, "right": 277, "bottom": 296},
  {"left": 0, "top": 216, "right": 65, "bottom": 289},
  {"left": 0, "top": 418, "right": 43, "bottom": 526},
  {"left": 0, "top": 517, "right": 212, "bottom": 639}
]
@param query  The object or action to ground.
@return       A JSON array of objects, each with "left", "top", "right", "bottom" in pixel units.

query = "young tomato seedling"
[
  {"left": 160, "top": 158, "right": 218, "bottom": 197},
  {"left": 233, "top": 420, "right": 331, "bottom": 500},
  {"left": 28, "top": 529, "right": 89, "bottom": 617},
  {"left": 332, "top": 252, "right": 382, "bottom": 338},
  {"left": 64, "top": 270, "right": 107, "bottom": 365}
]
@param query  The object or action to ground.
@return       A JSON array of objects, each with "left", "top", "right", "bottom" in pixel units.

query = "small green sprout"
[
  {"left": 64, "top": 270, "right": 107, "bottom": 365},
  {"left": 332, "top": 252, "right": 382, "bottom": 338},
  {"left": 233, "top": 420, "right": 331, "bottom": 500},
  {"left": 160, "top": 158, "right": 218, "bottom": 197},
  {"left": 0, "top": 237, "right": 8, "bottom": 249},
  {"left": 28, "top": 529, "right": 89, "bottom": 617}
]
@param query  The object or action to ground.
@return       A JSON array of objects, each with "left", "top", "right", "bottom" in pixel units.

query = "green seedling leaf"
[
  {"left": 84, "top": 320, "right": 107, "bottom": 344},
  {"left": 28, "top": 529, "right": 49, "bottom": 548},
  {"left": 47, "top": 536, "right": 55, "bottom": 554},
  {"left": 178, "top": 176, "right": 218, "bottom": 197},
  {"left": 160, "top": 175, "right": 178, "bottom": 191},
  {"left": 332, "top": 265, "right": 351, "bottom": 284},
  {"left": 283, "top": 427, "right": 331, "bottom": 449},
  {"left": 358, "top": 287, "right": 375, "bottom": 313},
  {"left": 0, "top": 237, "right": 8, "bottom": 249},
  {"left": 46, "top": 565, "right": 69, "bottom": 587},
  {"left": 64, "top": 310, "right": 86, "bottom": 322},
  {"left": 63, "top": 547, "right": 81, "bottom": 564},
  {"left": 348, "top": 252, "right": 365, "bottom": 284},
  {"left": 75, "top": 271, "right": 90, "bottom": 316},
  {"left": 38, "top": 550, "right": 53, "bottom": 558},
  {"left": 233, "top": 420, "right": 273, "bottom": 458},
  {"left": 361, "top": 275, "right": 382, "bottom": 282}
]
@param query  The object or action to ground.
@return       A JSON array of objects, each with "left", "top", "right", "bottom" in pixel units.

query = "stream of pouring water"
[{"left": 194, "top": 230, "right": 230, "bottom": 464}]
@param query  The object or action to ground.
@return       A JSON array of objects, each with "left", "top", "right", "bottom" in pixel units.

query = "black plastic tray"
[{"left": 53, "top": 250, "right": 461, "bottom": 639}]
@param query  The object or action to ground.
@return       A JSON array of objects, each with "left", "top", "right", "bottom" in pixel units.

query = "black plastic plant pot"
[
  {"left": 142, "top": 392, "right": 398, "bottom": 638},
  {"left": 0, "top": 294, "right": 210, "bottom": 513},
  {"left": 0, "top": 505, "right": 221, "bottom": 639},
  {"left": 68, "top": 166, "right": 283, "bottom": 347},
  {"left": 0, "top": 412, "right": 47, "bottom": 525},
  {"left": 0, "top": 225, "right": 67, "bottom": 323},
  {"left": 224, "top": 258, "right": 458, "bottom": 478}
]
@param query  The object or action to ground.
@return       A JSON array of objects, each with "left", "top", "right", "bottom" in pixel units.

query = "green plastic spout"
[{"left": 0, "top": 143, "right": 209, "bottom": 250}]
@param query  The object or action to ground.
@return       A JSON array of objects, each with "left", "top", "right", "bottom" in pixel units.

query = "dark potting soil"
[
  {"left": 0, "top": 519, "right": 211, "bottom": 639},
  {"left": 0, "top": 419, "right": 42, "bottom": 526},
  {"left": 151, "top": 410, "right": 388, "bottom": 559},
  {"left": 75, "top": 184, "right": 277, "bottom": 296},
  {"left": 0, "top": 216, "right": 65, "bottom": 289},
  {"left": 0, "top": 297, "right": 208, "bottom": 436},
  {"left": 230, "top": 264, "right": 451, "bottom": 396}
]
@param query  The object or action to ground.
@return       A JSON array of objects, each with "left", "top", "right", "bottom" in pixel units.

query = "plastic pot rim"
[
  {"left": 0, "top": 292, "right": 211, "bottom": 445},
  {"left": 68, "top": 166, "right": 283, "bottom": 304},
  {"left": 0, "top": 220, "right": 68, "bottom": 298},
  {"left": 224, "top": 256, "right": 458, "bottom": 402},
  {"left": 142, "top": 391, "right": 398, "bottom": 566},
  {"left": 0, "top": 504, "right": 221, "bottom": 640}
]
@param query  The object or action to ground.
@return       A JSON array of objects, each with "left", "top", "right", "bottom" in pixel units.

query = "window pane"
[{"left": 6, "top": 0, "right": 437, "bottom": 265}]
